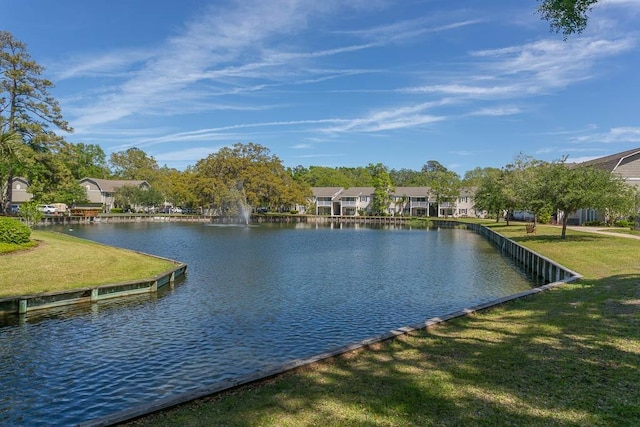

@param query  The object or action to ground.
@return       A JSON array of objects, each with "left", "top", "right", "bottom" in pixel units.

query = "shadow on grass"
[{"left": 130, "top": 274, "right": 640, "bottom": 426}]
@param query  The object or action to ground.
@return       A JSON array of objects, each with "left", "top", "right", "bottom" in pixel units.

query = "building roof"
[
  {"left": 392, "top": 186, "right": 430, "bottom": 197},
  {"left": 311, "top": 187, "right": 343, "bottom": 198},
  {"left": 80, "top": 178, "right": 149, "bottom": 192},
  {"left": 340, "top": 187, "right": 375, "bottom": 197},
  {"left": 577, "top": 147, "right": 640, "bottom": 172}
]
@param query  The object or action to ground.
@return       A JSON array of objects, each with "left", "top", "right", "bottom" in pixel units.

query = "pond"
[{"left": 0, "top": 223, "right": 533, "bottom": 426}]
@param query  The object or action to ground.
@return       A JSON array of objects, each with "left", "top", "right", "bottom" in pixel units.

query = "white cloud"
[
  {"left": 67, "top": 0, "right": 350, "bottom": 128},
  {"left": 572, "top": 127, "right": 640, "bottom": 143},
  {"left": 472, "top": 37, "right": 635, "bottom": 89},
  {"left": 469, "top": 106, "right": 522, "bottom": 116}
]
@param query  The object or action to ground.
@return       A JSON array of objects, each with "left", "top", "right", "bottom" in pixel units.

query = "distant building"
[
  {"left": 10, "top": 177, "right": 32, "bottom": 203},
  {"left": 78, "top": 178, "right": 150, "bottom": 212},
  {"left": 307, "top": 186, "right": 483, "bottom": 218}
]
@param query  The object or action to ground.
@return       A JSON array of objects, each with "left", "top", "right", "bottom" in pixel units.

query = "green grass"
[
  {"left": 0, "top": 230, "right": 178, "bottom": 297},
  {"left": 127, "top": 222, "right": 640, "bottom": 427},
  {"left": 595, "top": 227, "right": 640, "bottom": 236}
]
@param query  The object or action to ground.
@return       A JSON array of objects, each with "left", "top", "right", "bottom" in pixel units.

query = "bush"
[
  {"left": 537, "top": 211, "right": 551, "bottom": 224},
  {"left": 110, "top": 208, "right": 124, "bottom": 214},
  {"left": 0, "top": 217, "right": 31, "bottom": 244},
  {"left": 583, "top": 220, "right": 605, "bottom": 227},
  {"left": 614, "top": 219, "right": 633, "bottom": 228}
]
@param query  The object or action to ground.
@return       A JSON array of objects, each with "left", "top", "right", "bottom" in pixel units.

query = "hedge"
[{"left": 0, "top": 217, "right": 31, "bottom": 244}]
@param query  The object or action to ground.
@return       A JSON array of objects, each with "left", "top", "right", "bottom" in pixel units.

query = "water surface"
[{"left": 0, "top": 223, "right": 532, "bottom": 426}]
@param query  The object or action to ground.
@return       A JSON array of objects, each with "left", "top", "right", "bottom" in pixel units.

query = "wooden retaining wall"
[
  {"left": 0, "top": 263, "right": 187, "bottom": 316},
  {"left": 439, "top": 221, "right": 582, "bottom": 284}
]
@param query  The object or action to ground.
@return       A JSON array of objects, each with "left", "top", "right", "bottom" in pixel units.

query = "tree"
[
  {"left": 368, "top": 163, "right": 394, "bottom": 215},
  {"left": 462, "top": 166, "right": 501, "bottom": 188},
  {"left": 59, "top": 142, "right": 110, "bottom": 180},
  {"left": 194, "top": 142, "right": 309, "bottom": 215},
  {"left": 422, "top": 161, "right": 460, "bottom": 217},
  {"left": 422, "top": 160, "right": 448, "bottom": 174},
  {"left": 0, "top": 126, "right": 25, "bottom": 203},
  {"left": 109, "top": 147, "right": 159, "bottom": 181},
  {"left": 472, "top": 168, "right": 507, "bottom": 222},
  {"left": 539, "top": 160, "right": 634, "bottom": 238},
  {"left": 538, "top": 0, "right": 599, "bottom": 38},
  {"left": 0, "top": 31, "right": 72, "bottom": 213},
  {"left": 113, "top": 185, "right": 163, "bottom": 212},
  {"left": 18, "top": 201, "right": 42, "bottom": 228},
  {"left": 390, "top": 168, "right": 428, "bottom": 186},
  {"left": 292, "top": 165, "right": 372, "bottom": 187}
]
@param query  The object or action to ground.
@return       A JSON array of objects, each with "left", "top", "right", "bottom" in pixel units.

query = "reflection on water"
[
  {"left": 0, "top": 278, "right": 184, "bottom": 328},
  {"left": 0, "top": 223, "right": 533, "bottom": 426}
]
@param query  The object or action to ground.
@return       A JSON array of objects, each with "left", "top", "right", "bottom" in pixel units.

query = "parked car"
[{"left": 37, "top": 204, "right": 57, "bottom": 214}]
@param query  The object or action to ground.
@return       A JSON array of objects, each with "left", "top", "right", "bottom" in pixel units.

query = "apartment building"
[{"left": 310, "top": 186, "right": 481, "bottom": 218}]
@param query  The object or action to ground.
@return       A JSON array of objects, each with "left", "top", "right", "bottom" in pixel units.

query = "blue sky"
[{"left": 2, "top": 0, "right": 640, "bottom": 175}]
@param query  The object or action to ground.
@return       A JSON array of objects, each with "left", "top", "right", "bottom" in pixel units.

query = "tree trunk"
[
  {"left": 2, "top": 172, "right": 13, "bottom": 214},
  {"left": 561, "top": 214, "right": 568, "bottom": 239}
]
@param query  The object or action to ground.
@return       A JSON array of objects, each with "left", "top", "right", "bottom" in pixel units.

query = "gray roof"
[
  {"left": 392, "top": 186, "right": 430, "bottom": 197},
  {"left": 80, "top": 178, "right": 149, "bottom": 192},
  {"left": 340, "top": 187, "right": 375, "bottom": 197},
  {"left": 577, "top": 147, "right": 640, "bottom": 172},
  {"left": 311, "top": 187, "right": 343, "bottom": 198}
]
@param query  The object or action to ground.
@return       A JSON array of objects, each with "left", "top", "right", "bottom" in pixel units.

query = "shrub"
[
  {"left": 537, "top": 211, "right": 551, "bottom": 224},
  {"left": 583, "top": 220, "right": 605, "bottom": 227},
  {"left": 110, "top": 208, "right": 124, "bottom": 214},
  {"left": 0, "top": 217, "right": 31, "bottom": 244},
  {"left": 614, "top": 219, "right": 633, "bottom": 228}
]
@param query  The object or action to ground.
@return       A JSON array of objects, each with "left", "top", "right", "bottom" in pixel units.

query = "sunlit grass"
[
  {"left": 128, "top": 222, "right": 640, "bottom": 426},
  {"left": 0, "top": 230, "right": 177, "bottom": 297}
]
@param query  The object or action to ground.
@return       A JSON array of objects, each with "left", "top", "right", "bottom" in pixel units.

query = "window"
[
  {"left": 360, "top": 196, "right": 369, "bottom": 202},
  {"left": 459, "top": 197, "right": 468, "bottom": 203}
]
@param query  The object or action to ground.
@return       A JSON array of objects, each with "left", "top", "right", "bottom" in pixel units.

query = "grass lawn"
[
  {"left": 127, "top": 222, "right": 640, "bottom": 427},
  {"left": 0, "top": 230, "right": 178, "bottom": 298}
]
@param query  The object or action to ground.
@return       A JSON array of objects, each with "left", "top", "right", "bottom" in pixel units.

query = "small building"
[
  {"left": 79, "top": 178, "right": 150, "bottom": 212},
  {"left": 5, "top": 177, "right": 33, "bottom": 213}
]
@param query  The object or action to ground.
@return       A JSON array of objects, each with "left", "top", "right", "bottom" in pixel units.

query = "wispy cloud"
[
  {"left": 321, "top": 102, "right": 446, "bottom": 133},
  {"left": 468, "top": 106, "right": 522, "bottom": 116},
  {"left": 571, "top": 127, "right": 640, "bottom": 143},
  {"left": 65, "top": 0, "right": 352, "bottom": 128},
  {"left": 471, "top": 37, "right": 635, "bottom": 89}
]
